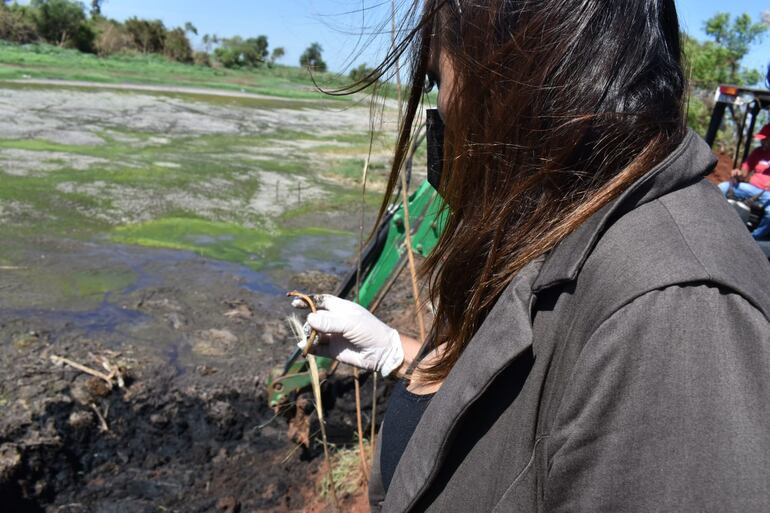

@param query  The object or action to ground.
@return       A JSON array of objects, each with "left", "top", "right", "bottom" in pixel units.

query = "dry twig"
[
  {"left": 353, "top": 368, "right": 370, "bottom": 483},
  {"left": 89, "top": 402, "right": 110, "bottom": 433},
  {"left": 307, "top": 354, "right": 341, "bottom": 512},
  {"left": 50, "top": 354, "right": 124, "bottom": 389},
  {"left": 286, "top": 291, "right": 319, "bottom": 358}
]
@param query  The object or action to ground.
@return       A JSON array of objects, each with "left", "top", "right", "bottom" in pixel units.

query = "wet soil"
[
  {"left": 0, "top": 80, "right": 407, "bottom": 512},
  {"left": 0, "top": 232, "right": 410, "bottom": 512}
]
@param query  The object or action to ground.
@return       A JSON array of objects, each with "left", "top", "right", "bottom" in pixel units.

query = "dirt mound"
[
  {"left": 707, "top": 151, "right": 735, "bottom": 185},
  {"left": 0, "top": 334, "right": 296, "bottom": 512},
  {"left": 0, "top": 326, "right": 390, "bottom": 513}
]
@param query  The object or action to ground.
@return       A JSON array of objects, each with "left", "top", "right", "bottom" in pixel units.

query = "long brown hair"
[{"left": 339, "top": 0, "right": 687, "bottom": 382}]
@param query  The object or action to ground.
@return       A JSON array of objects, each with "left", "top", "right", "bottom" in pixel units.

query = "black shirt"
[{"left": 379, "top": 380, "right": 435, "bottom": 492}]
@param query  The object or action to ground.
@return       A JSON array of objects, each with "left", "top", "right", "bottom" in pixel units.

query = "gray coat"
[{"left": 369, "top": 130, "right": 770, "bottom": 513}]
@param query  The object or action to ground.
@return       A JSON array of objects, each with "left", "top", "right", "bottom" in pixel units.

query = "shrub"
[
  {"left": 349, "top": 63, "right": 374, "bottom": 82},
  {"left": 163, "top": 27, "right": 192, "bottom": 63},
  {"left": 193, "top": 51, "right": 211, "bottom": 67},
  {"left": 214, "top": 35, "right": 269, "bottom": 69},
  {"left": 124, "top": 17, "right": 165, "bottom": 54},
  {"left": 0, "top": 6, "right": 39, "bottom": 44},
  {"left": 70, "top": 18, "right": 94, "bottom": 52},
  {"left": 28, "top": 0, "right": 94, "bottom": 52},
  {"left": 93, "top": 19, "right": 136, "bottom": 56}
]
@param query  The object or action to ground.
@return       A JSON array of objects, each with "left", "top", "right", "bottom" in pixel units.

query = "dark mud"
[
  {"left": 0, "top": 334, "right": 388, "bottom": 513},
  {"left": 0, "top": 234, "right": 403, "bottom": 512}
]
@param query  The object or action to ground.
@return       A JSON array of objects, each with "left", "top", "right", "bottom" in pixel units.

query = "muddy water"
[
  {"left": 1, "top": 232, "right": 357, "bottom": 371},
  {"left": 0, "top": 82, "right": 393, "bottom": 512},
  {"left": 0, "top": 234, "right": 380, "bottom": 513},
  {"left": 0, "top": 234, "right": 376, "bottom": 512}
]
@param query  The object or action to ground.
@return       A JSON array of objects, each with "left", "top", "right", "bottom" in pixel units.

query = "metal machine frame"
[
  {"left": 704, "top": 85, "right": 770, "bottom": 166},
  {"left": 704, "top": 84, "right": 770, "bottom": 257}
]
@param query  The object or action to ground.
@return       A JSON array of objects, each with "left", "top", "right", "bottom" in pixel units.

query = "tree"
[
  {"left": 164, "top": 26, "right": 192, "bottom": 63},
  {"left": 268, "top": 46, "right": 284, "bottom": 67},
  {"left": 90, "top": 0, "right": 103, "bottom": 18},
  {"left": 703, "top": 13, "right": 767, "bottom": 84},
  {"left": 201, "top": 33, "right": 218, "bottom": 53},
  {"left": 349, "top": 62, "right": 374, "bottom": 82},
  {"left": 124, "top": 17, "right": 165, "bottom": 54},
  {"left": 0, "top": 3, "right": 38, "bottom": 44},
  {"left": 31, "top": 0, "right": 93, "bottom": 50},
  {"left": 684, "top": 13, "right": 767, "bottom": 138},
  {"left": 214, "top": 35, "right": 269, "bottom": 68},
  {"left": 299, "top": 42, "right": 326, "bottom": 72},
  {"left": 183, "top": 21, "right": 197, "bottom": 36}
]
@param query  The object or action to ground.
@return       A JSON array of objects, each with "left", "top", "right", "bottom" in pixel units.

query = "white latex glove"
[{"left": 291, "top": 294, "right": 404, "bottom": 378}]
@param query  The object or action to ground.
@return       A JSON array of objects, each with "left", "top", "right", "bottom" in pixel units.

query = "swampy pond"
[{"left": 0, "top": 81, "right": 406, "bottom": 512}]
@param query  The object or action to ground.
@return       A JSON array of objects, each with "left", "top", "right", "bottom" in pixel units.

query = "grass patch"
[
  {"left": 0, "top": 42, "right": 364, "bottom": 101},
  {"left": 0, "top": 138, "right": 92, "bottom": 154}
]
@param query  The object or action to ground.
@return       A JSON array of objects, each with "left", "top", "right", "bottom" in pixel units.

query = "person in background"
[{"left": 718, "top": 123, "right": 770, "bottom": 239}]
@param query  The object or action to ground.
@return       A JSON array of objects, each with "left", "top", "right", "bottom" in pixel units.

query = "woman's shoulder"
[{"left": 574, "top": 177, "right": 770, "bottom": 331}]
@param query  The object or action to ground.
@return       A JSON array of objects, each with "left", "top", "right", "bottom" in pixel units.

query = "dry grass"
[{"left": 318, "top": 439, "right": 371, "bottom": 500}]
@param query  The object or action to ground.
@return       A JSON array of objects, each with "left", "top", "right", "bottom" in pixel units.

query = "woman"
[{"left": 295, "top": 1, "right": 770, "bottom": 511}]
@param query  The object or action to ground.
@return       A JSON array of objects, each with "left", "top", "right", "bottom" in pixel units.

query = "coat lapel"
[{"left": 382, "top": 258, "right": 544, "bottom": 513}]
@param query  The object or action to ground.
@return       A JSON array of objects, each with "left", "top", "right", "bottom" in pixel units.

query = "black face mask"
[{"left": 426, "top": 108, "right": 446, "bottom": 192}]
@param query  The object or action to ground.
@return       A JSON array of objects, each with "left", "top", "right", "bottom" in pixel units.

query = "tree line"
[
  {"left": 0, "top": 1, "right": 767, "bottom": 125},
  {"left": 0, "top": 0, "right": 329, "bottom": 71}
]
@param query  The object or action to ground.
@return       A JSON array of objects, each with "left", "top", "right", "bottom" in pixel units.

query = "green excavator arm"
[{"left": 266, "top": 180, "right": 446, "bottom": 409}]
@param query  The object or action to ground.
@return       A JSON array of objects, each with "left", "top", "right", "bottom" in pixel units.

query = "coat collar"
[{"left": 532, "top": 129, "right": 717, "bottom": 292}]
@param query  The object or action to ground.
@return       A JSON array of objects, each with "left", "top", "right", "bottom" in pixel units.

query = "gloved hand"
[{"left": 291, "top": 294, "right": 404, "bottom": 378}]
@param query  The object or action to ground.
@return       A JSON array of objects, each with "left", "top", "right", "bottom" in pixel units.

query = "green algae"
[
  {"left": 112, "top": 218, "right": 273, "bottom": 265},
  {"left": 110, "top": 217, "right": 351, "bottom": 270}
]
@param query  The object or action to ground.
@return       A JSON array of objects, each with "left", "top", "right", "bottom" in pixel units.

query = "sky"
[{"left": 68, "top": 1, "right": 770, "bottom": 76}]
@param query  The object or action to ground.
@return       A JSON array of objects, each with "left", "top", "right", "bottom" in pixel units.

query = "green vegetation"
[
  {"left": 0, "top": 80, "right": 394, "bottom": 275},
  {"left": 0, "top": 42, "right": 358, "bottom": 100},
  {"left": 349, "top": 63, "right": 375, "bottom": 82},
  {"left": 318, "top": 441, "right": 371, "bottom": 500},
  {"left": 52, "top": 268, "right": 136, "bottom": 299},
  {"left": 111, "top": 218, "right": 351, "bottom": 270},
  {"left": 214, "top": 35, "right": 269, "bottom": 69},
  {"left": 31, "top": 0, "right": 95, "bottom": 52},
  {"left": 299, "top": 42, "right": 327, "bottom": 73},
  {"left": 112, "top": 218, "right": 275, "bottom": 265},
  {"left": 0, "top": 0, "right": 354, "bottom": 95}
]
